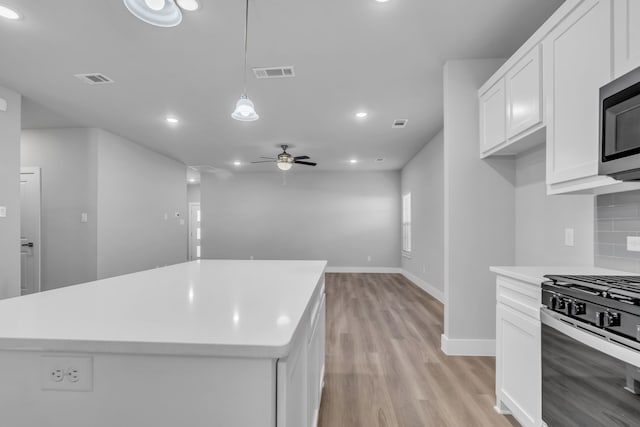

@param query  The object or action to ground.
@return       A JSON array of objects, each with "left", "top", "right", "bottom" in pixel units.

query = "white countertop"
[
  {"left": 490, "top": 265, "right": 638, "bottom": 285},
  {"left": 0, "top": 260, "right": 326, "bottom": 358}
]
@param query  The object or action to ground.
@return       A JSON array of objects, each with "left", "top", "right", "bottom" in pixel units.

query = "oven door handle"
[{"left": 541, "top": 308, "right": 640, "bottom": 368}]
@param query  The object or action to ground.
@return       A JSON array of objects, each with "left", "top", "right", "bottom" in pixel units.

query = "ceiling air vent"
[
  {"left": 252, "top": 66, "right": 295, "bottom": 79},
  {"left": 74, "top": 73, "right": 114, "bottom": 85},
  {"left": 392, "top": 119, "right": 408, "bottom": 128}
]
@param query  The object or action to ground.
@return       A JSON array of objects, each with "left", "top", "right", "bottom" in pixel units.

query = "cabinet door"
[
  {"left": 277, "top": 335, "right": 308, "bottom": 427},
  {"left": 496, "top": 304, "right": 541, "bottom": 427},
  {"left": 614, "top": 0, "right": 640, "bottom": 78},
  {"left": 307, "top": 294, "right": 325, "bottom": 427},
  {"left": 506, "top": 46, "right": 543, "bottom": 139},
  {"left": 544, "top": 0, "right": 612, "bottom": 185},
  {"left": 479, "top": 79, "right": 507, "bottom": 156}
]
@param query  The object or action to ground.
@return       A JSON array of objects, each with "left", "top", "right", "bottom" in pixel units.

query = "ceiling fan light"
[
  {"left": 231, "top": 95, "right": 259, "bottom": 121},
  {"left": 123, "top": 0, "right": 182, "bottom": 27},
  {"left": 277, "top": 161, "right": 293, "bottom": 171},
  {"left": 176, "top": 0, "right": 200, "bottom": 11}
]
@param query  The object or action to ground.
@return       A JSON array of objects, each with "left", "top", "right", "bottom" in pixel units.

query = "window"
[{"left": 402, "top": 192, "right": 411, "bottom": 253}]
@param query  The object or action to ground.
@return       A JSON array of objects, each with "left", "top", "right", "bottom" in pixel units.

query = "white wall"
[
  {"left": 442, "top": 59, "right": 515, "bottom": 354},
  {"left": 401, "top": 130, "right": 444, "bottom": 300},
  {"left": 201, "top": 171, "right": 401, "bottom": 269},
  {"left": 21, "top": 128, "right": 98, "bottom": 290},
  {"left": 187, "top": 184, "right": 200, "bottom": 204},
  {"left": 515, "top": 145, "right": 594, "bottom": 265},
  {"left": 96, "top": 129, "right": 188, "bottom": 279},
  {"left": 0, "top": 86, "right": 21, "bottom": 299}
]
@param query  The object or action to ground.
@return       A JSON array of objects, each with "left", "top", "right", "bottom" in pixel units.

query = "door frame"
[
  {"left": 188, "top": 202, "right": 201, "bottom": 260},
  {"left": 20, "top": 166, "right": 42, "bottom": 294}
]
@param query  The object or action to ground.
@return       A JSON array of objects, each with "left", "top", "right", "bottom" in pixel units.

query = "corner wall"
[
  {"left": 400, "top": 130, "right": 445, "bottom": 301},
  {"left": 0, "top": 87, "right": 21, "bottom": 299},
  {"left": 21, "top": 128, "right": 98, "bottom": 290},
  {"left": 201, "top": 171, "right": 401, "bottom": 269},
  {"left": 442, "top": 59, "right": 516, "bottom": 356}
]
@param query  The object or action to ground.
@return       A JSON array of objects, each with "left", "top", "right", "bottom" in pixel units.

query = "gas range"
[{"left": 542, "top": 275, "right": 640, "bottom": 343}]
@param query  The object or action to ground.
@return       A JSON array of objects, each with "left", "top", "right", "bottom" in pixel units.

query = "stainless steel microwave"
[{"left": 599, "top": 66, "right": 640, "bottom": 181}]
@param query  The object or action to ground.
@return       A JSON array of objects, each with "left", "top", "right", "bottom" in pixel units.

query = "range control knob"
[
  {"left": 550, "top": 296, "right": 566, "bottom": 311},
  {"left": 605, "top": 311, "right": 621, "bottom": 327},
  {"left": 571, "top": 302, "right": 586, "bottom": 316},
  {"left": 563, "top": 299, "right": 573, "bottom": 316},
  {"left": 595, "top": 312, "right": 605, "bottom": 327}
]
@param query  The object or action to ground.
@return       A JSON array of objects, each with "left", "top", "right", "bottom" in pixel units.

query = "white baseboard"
[
  {"left": 440, "top": 334, "right": 496, "bottom": 356},
  {"left": 400, "top": 270, "right": 445, "bottom": 303},
  {"left": 324, "top": 267, "right": 401, "bottom": 273}
]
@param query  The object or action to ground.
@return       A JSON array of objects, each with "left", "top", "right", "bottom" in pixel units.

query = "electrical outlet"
[
  {"left": 0, "top": 206, "right": 6, "bottom": 218},
  {"left": 41, "top": 356, "right": 93, "bottom": 391},
  {"left": 564, "top": 228, "right": 574, "bottom": 247},
  {"left": 367, "top": 255, "right": 372, "bottom": 262},
  {"left": 628, "top": 236, "right": 640, "bottom": 252},
  {"left": 80, "top": 213, "right": 88, "bottom": 223}
]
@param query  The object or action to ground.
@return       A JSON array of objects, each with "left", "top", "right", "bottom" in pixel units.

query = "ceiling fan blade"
[
  {"left": 294, "top": 161, "right": 317, "bottom": 166},
  {"left": 251, "top": 160, "right": 277, "bottom": 163},
  {"left": 259, "top": 157, "right": 276, "bottom": 160},
  {"left": 294, "top": 155, "right": 310, "bottom": 160}
]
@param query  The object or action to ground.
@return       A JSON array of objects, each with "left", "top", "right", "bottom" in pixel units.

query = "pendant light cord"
[{"left": 243, "top": 0, "right": 249, "bottom": 94}]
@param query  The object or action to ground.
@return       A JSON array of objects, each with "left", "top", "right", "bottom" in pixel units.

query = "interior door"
[
  {"left": 20, "top": 167, "right": 41, "bottom": 295},
  {"left": 188, "top": 203, "right": 201, "bottom": 260}
]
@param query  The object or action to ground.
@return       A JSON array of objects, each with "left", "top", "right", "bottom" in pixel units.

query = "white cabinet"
[
  {"left": 495, "top": 276, "right": 541, "bottom": 427},
  {"left": 307, "top": 293, "right": 325, "bottom": 427},
  {"left": 480, "top": 79, "right": 507, "bottom": 156},
  {"left": 479, "top": 46, "right": 544, "bottom": 159},
  {"left": 544, "top": 0, "right": 617, "bottom": 194},
  {"left": 614, "top": 0, "right": 640, "bottom": 78},
  {"left": 506, "top": 46, "right": 543, "bottom": 140}
]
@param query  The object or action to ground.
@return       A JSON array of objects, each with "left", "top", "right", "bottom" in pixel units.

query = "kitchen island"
[{"left": 0, "top": 260, "right": 327, "bottom": 427}]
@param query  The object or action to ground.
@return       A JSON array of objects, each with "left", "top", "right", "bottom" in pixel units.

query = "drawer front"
[{"left": 497, "top": 276, "right": 541, "bottom": 320}]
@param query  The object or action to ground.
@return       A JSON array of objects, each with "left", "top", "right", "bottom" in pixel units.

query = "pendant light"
[
  {"left": 123, "top": 0, "right": 183, "bottom": 27},
  {"left": 231, "top": 0, "right": 259, "bottom": 121}
]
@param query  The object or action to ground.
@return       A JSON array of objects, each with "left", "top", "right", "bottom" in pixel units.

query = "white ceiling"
[{"left": 0, "top": 0, "right": 563, "bottom": 171}]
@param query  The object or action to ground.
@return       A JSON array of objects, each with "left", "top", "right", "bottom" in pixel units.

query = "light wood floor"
[{"left": 317, "top": 273, "right": 519, "bottom": 427}]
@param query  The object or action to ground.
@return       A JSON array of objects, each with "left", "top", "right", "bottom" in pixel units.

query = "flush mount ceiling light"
[
  {"left": 349, "top": 159, "right": 358, "bottom": 164},
  {"left": 355, "top": 111, "right": 368, "bottom": 118},
  {"left": 123, "top": 0, "right": 183, "bottom": 27},
  {"left": 231, "top": 0, "right": 259, "bottom": 121},
  {"left": 166, "top": 116, "right": 179, "bottom": 124},
  {"left": 233, "top": 161, "right": 242, "bottom": 166},
  {"left": 0, "top": 4, "right": 21, "bottom": 20}
]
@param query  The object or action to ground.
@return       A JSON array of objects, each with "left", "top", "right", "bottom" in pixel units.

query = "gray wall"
[
  {"left": 401, "top": 130, "right": 444, "bottom": 296},
  {"left": 443, "top": 59, "right": 516, "bottom": 342},
  {"left": 515, "top": 145, "right": 594, "bottom": 266},
  {"left": 595, "top": 190, "right": 640, "bottom": 273},
  {"left": 0, "top": 86, "right": 21, "bottom": 299},
  {"left": 201, "top": 171, "right": 401, "bottom": 268},
  {"left": 187, "top": 184, "right": 200, "bottom": 204},
  {"left": 21, "top": 128, "right": 98, "bottom": 290},
  {"left": 96, "top": 129, "right": 188, "bottom": 279}
]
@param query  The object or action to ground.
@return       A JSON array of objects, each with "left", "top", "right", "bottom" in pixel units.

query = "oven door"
[{"left": 541, "top": 309, "right": 640, "bottom": 427}]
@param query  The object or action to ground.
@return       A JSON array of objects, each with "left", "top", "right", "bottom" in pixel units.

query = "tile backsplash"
[{"left": 595, "top": 190, "right": 640, "bottom": 273}]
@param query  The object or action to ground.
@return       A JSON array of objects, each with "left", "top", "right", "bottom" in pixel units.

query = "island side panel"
[{"left": 0, "top": 351, "right": 276, "bottom": 427}]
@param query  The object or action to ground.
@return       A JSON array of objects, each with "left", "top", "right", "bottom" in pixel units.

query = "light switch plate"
[
  {"left": 81, "top": 213, "right": 88, "bottom": 223},
  {"left": 0, "top": 97, "right": 6, "bottom": 112},
  {"left": 564, "top": 228, "right": 574, "bottom": 247},
  {"left": 0, "top": 206, "right": 6, "bottom": 218},
  {"left": 628, "top": 236, "right": 640, "bottom": 252}
]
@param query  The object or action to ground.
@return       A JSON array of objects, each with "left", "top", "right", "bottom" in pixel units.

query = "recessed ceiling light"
[
  {"left": 166, "top": 117, "right": 179, "bottom": 124},
  {"left": 233, "top": 161, "right": 242, "bottom": 166},
  {"left": 376, "top": 0, "right": 390, "bottom": 3},
  {"left": 176, "top": 0, "right": 200, "bottom": 11},
  {"left": 0, "top": 4, "right": 21, "bottom": 20},
  {"left": 188, "top": 178, "right": 196, "bottom": 183},
  {"left": 375, "top": 158, "right": 385, "bottom": 163},
  {"left": 349, "top": 159, "right": 358, "bottom": 164},
  {"left": 355, "top": 112, "right": 368, "bottom": 118}
]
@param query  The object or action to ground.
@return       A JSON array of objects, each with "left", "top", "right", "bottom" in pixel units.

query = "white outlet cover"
[
  {"left": 564, "top": 228, "right": 574, "bottom": 247},
  {"left": 628, "top": 236, "right": 640, "bottom": 252},
  {"left": 81, "top": 213, "right": 88, "bottom": 223},
  {"left": 41, "top": 355, "right": 93, "bottom": 391},
  {"left": 0, "top": 97, "right": 6, "bottom": 112},
  {"left": 0, "top": 206, "right": 6, "bottom": 218}
]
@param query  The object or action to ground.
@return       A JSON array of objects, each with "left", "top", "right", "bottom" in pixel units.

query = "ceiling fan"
[{"left": 251, "top": 145, "right": 317, "bottom": 171}]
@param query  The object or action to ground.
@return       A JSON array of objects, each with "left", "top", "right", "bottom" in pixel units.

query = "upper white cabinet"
[
  {"left": 506, "top": 46, "right": 543, "bottom": 140},
  {"left": 614, "top": 0, "right": 640, "bottom": 79},
  {"left": 544, "top": 0, "right": 616, "bottom": 194},
  {"left": 480, "top": 80, "right": 507, "bottom": 156}
]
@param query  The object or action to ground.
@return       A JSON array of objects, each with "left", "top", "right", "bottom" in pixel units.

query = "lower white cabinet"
[{"left": 495, "top": 276, "right": 541, "bottom": 427}]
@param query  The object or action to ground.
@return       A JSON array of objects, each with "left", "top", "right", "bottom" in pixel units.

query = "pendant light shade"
[
  {"left": 231, "top": 95, "right": 259, "bottom": 121},
  {"left": 232, "top": 0, "right": 260, "bottom": 122},
  {"left": 123, "top": 0, "right": 182, "bottom": 27}
]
